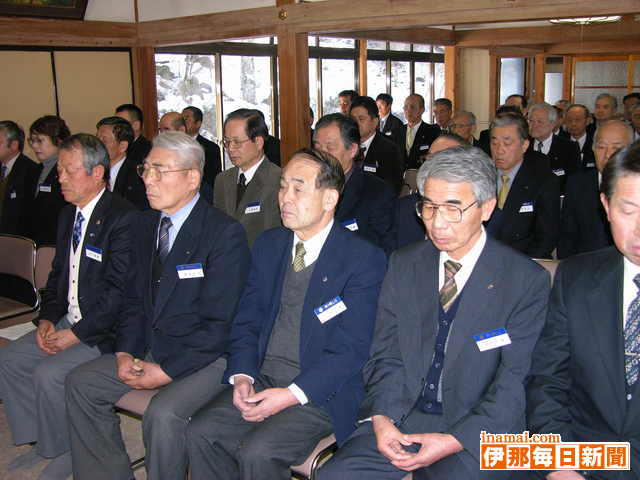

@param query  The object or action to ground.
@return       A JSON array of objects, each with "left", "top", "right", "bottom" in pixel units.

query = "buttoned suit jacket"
[
  {"left": 27, "top": 163, "right": 68, "bottom": 246},
  {"left": 196, "top": 134, "right": 222, "bottom": 188},
  {"left": 36, "top": 190, "right": 134, "bottom": 353},
  {"left": 363, "top": 132, "right": 405, "bottom": 195},
  {"left": 360, "top": 236, "right": 549, "bottom": 464},
  {"left": 0, "top": 153, "right": 40, "bottom": 236},
  {"left": 224, "top": 224, "right": 387, "bottom": 444},
  {"left": 401, "top": 122, "right": 441, "bottom": 169},
  {"left": 527, "top": 135, "right": 581, "bottom": 191},
  {"left": 527, "top": 247, "right": 640, "bottom": 477},
  {"left": 380, "top": 113, "right": 404, "bottom": 150},
  {"left": 116, "top": 196, "right": 250, "bottom": 380},
  {"left": 213, "top": 159, "right": 281, "bottom": 247},
  {"left": 112, "top": 155, "right": 149, "bottom": 210}
]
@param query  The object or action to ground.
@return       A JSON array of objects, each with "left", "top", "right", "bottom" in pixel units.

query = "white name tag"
[
  {"left": 39, "top": 184, "right": 52, "bottom": 193},
  {"left": 552, "top": 168, "right": 565, "bottom": 176},
  {"left": 474, "top": 328, "right": 512, "bottom": 352},
  {"left": 385, "top": 131, "right": 392, "bottom": 136},
  {"left": 177, "top": 263, "right": 204, "bottom": 279},
  {"left": 419, "top": 144, "right": 429, "bottom": 151},
  {"left": 586, "top": 162, "right": 595, "bottom": 168},
  {"left": 85, "top": 245, "right": 102, "bottom": 262},
  {"left": 364, "top": 165, "right": 377, "bottom": 173},
  {"left": 314, "top": 296, "right": 347, "bottom": 324},
  {"left": 341, "top": 219, "right": 358, "bottom": 231},
  {"left": 519, "top": 202, "right": 534, "bottom": 213},
  {"left": 10, "top": 191, "right": 16, "bottom": 199},
  {"left": 244, "top": 201, "right": 261, "bottom": 214}
]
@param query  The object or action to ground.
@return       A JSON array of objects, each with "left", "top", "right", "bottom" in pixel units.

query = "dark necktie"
[
  {"left": 236, "top": 173, "right": 247, "bottom": 208},
  {"left": 625, "top": 274, "right": 640, "bottom": 385},
  {"left": 536, "top": 140, "right": 543, "bottom": 152},
  {"left": 0, "top": 165, "right": 6, "bottom": 181},
  {"left": 72, "top": 211, "right": 84, "bottom": 252},
  {"left": 440, "top": 260, "right": 462, "bottom": 312},
  {"left": 157, "top": 217, "right": 172, "bottom": 264}
]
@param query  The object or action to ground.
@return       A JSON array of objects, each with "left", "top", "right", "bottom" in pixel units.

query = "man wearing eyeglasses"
[
  {"left": 450, "top": 111, "right": 481, "bottom": 148},
  {"left": 319, "top": 145, "right": 549, "bottom": 480},
  {"left": 213, "top": 108, "right": 281, "bottom": 247},
  {"left": 65, "top": 132, "right": 251, "bottom": 480}
]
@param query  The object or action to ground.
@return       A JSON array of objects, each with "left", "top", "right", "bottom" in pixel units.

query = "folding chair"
[
  {"left": 400, "top": 169, "right": 418, "bottom": 197},
  {"left": 291, "top": 434, "right": 338, "bottom": 480},
  {"left": 533, "top": 258, "right": 560, "bottom": 283},
  {"left": 0, "top": 234, "right": 37, "bottom": 321}
]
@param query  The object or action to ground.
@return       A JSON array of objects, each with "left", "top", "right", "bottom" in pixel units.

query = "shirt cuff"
[
  {"left": 228, "top": 374, "right": 255, "bottom": 385},
  {"left": 288, "top": 383, "right": 308, "bottom": 405}
]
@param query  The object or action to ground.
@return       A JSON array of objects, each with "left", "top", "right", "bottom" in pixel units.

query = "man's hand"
[
  {"left": 242, "top": 388, "right": 299, "bottom": 422},
  {"left": 232, "top": 377, "right": 256, "bottom": 414},
  {"left": 123, "top": 361, "right": 172, "bottom": 389},
  {"left": 372, "top": 415, "right": 414, "bottom": 463},
  {"left": 391, "top": 433, "right": 463, "bottom": 471},
  {"left": 36, "top": 320, "right": 56, "bottom": 354},
  {"left": 43, "top": 328, "right": 80, "bottom": 353},
  {"left": 547, "top": 471, "right": 586, "bottom": 479},
  {"left": 115, "top": 352, "right": 141, "bottom": 383}
]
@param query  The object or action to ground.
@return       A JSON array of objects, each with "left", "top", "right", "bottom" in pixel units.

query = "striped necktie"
[
  {"left": 440, "top": 260, "right": 462, "bottom": 312},
  {"left": 625, "top": 274, "right": 640, "bottom": 385},
  {"left": 292, "top": 241, "right": 306, "bottom": 272},
  {"left": 157, "top": 217, "right": 172, "bottom": 264},
  {"left": 72, "top": 212, "right": 84, "bottom": 252}
]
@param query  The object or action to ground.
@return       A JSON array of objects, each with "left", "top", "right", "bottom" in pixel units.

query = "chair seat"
[
  {"left": 115, "top": 389, "right": 159, "bottom": 416},
  {"left": 0, "top": 296, "right": 34, "bottom": 319},
  {"left": 291, "top": 434, "right": 337, "bottom": 476}
]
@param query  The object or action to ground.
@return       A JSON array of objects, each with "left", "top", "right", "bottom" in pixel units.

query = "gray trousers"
[
  {"left": 187, "top": 375, "right": 334, "bottom": 480},
  {"left": 65, "top": 353, "right": 227, "bottom": 480},
  {"left": 0, "top": 317, "right": 100, "bottom": 458}
]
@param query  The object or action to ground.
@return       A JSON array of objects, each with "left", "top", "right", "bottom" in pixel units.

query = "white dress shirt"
[
  {"left": 238, "top": 155, "right": 265, "bottom": 184},
  {"left": 438, "top": 227, "right": 487, "bottom": 296},
  {"left": 622, "top": 257, "right": 640, "bottom": 330},
  {"left": 108, "top": 156, "right": 126, "bottom": 192}
]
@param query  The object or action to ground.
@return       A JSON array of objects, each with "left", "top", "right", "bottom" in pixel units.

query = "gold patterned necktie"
[
  {"left": 497, "top": 174, "right": 510, "bottom": 210},
  {"left": 293, "top": 241, "right": 306, "bottom": 272},
  {"left": 406, "top": 126, "right": 414, "bottom": 154},
  {"left": 440, "top": 260, "right": 462, "bottom": 312}
]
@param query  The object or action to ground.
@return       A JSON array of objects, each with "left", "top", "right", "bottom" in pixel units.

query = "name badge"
[
  {"left": 244, "top": 201, "right": 261, "bottom": 214},
  {"left": 419, "top": 144, "right": 429, "bottom": 151},
  {"left": 177, "top": 263, "right": 204, "bottom": 279},
  {"left": 314, "top": 296, "right": 347, "bottom": 324},
  {"left": 474, "top": 328, "right": 512, "bottom": 352},
  {"left": 39, "top": 184, "right": 52, "bottom": 193},
  {"left": 519, "top": 202, "right": 534, "bottom": 213},
  {"left": 586, "top": 162, "right": 595, "bottom": 168},
  {"left": 364, "top": 165, "right": 377, "bottom": 173},
  {"left": 552, "top": 168, "right": 565, "bottom": 176},
  {"left": 85, "top": 245, "right": 102, "bottom": 262},
  {"left": 341, "top": 219, "right": 358, "bottom": 231},
  {"left": 385, "top": 131, "right": 392, "bottom": 136},
  {"left": 10, "top": 191, "right": 16, "bottom": 199}
]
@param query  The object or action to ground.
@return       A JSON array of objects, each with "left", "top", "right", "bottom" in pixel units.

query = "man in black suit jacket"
[
  {"left": 528, "top": 142, "right": 640, "bottom": 479},
  {"left": 319, "top": 146, "right": 549, "bottom": 480},
  {"left": 183, "top": 105, "right": 222, "bottom": 186},
  {"left": 0, "top": 121, "right": 40, "bottom": 237},
  {"left": 0, "top": 134, "right": 134, "bottom": 480},
  {"left": 314, "top": 113, "right": 396, "bottom": 254},
  {"left": 558, "top": 120, "right": 633, "bottom": 259},
  {"left": 376, "top": 93, "right": 405, "bottom": 149},
  {"left": 66, "top": 132, "right": 251, "bottom": 480},
  {"left": 564, "top": 104, "right": 596, "bottom": 169},
  {"left": 350, "top": 96, "right": 404, "bottom": 194},
  {"left": 97, "top": 116, "right": 149, "bottom": 210},
  {"left": 485, "top": 113, "right": 561, "bottom": 259},
  {"left": 115, "top": 103, "right": 152, "bottom": 165},
  {"left": 401, "top": 94, "right": 441, "bottom": 169}
]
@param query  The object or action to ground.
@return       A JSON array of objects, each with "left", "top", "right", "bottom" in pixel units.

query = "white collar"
[
  {"left": 438, "top": 227, "right": 487, "bottom": 294},
  {"left": 238, "top": 155, "right": 265, "bottom": 184},
  {"left": 291, "top": 219, "right": 334, "bottom": 267}
]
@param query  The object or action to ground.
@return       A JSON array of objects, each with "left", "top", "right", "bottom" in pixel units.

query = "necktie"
[
  {"left": 624, "top": 274, "right": 640, "bottom": 385},
  {"left": 236, "top": 172, "right": 247, "bottom": 208},
  {"left": 536, "top": 140, "right": 543, "bottom": 152},
  {"left": 440, "top": 260, "right": 462, "bottom": 312},
  {"left": 157, "top": 217, "right": 172, "bottom": 264},
  {"left": 72, "top": 211, "right": 84, "bottom": 252},
  {"left": 379, "top": 119, "right": 386, "bottom": 132},
  {"left": 497, "top": 175, "right": 510, "bottom": 210},
  {"left": 406, "top": 126, "right": 414, "bottom": 154},
  {"left": 292, "top": 241, "right": 306, "bottom": 272},
  {"left": 0, "top": 164, "right": 6, "bottom": 181}
]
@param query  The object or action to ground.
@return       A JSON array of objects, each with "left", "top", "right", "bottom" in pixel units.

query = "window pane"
[
  {"left": 414, "top": 62, "right": 432, "bottom": 119},
  {"left": 391, "top": 61, "right": 410, "bottom": 123},
  {"left": 499, "top": 58, "right": 525, "bottom": 105},
  {"left": 309, "top": 58, "right": 318, "bottom": 126},
  {"left": 367, "top": 40, "right": 387, "bottom": 50},
  {"left": 321, "top": 59, "right": 355, "bottom": 115},
  {"left": 367, "top": 60, "right": 387, "bottom": 100},
  {"left": 544, "top": 72, "right": 563, "bottom": 105},
  {"left": 434, "top": 62, "right": 445, "bottom": 103},
  {"left": 574, "top": 88, "right": 627, "bottom": 113},
  {"left": 389, "top": 42, "right": 410, "bottom": 52},
  {"left": 433, "top": 45, "right": 445, "bottom": 54},
  {"left": 155, "top": 53, "right": 218, "bottom": 140},
  {"left": 221, "top": 55, "right": 273, "bottom": 132},
  {"left": 226, "top": 37, "right": 271, "bottom": 44},
  {"left": 575, "top": 60, "right": 628, "bottom": 87},
  {"left": 319, "top": 37, "right": 355, "bottom": 48},
  {"left": 308, "top": 35, "right": 317, "bottom": 47},
  {"left": 413, "top": 44, "right": 432, "bottom": 53}
]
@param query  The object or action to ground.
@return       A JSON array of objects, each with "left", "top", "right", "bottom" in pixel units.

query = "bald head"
[
  {"left": 428, "top": 134, "right": 466, "bottom": 159},
  {"left": 594, "top": 120, "right": 634, "bottom": 172},
  {"left": 159, "top": 112, "right": 186, "bottom": 134}
]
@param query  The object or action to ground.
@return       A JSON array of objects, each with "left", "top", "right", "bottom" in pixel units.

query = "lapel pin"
[
  {"left": 487, "top": 284, "right": 494, "bottom": 289},
  {"left": 96, "top": 220, "right": 102, "bottom": 225},
  {"left": 322, "top": 276, "right": 328, "bottom": 282},
  {"left": 186, "top": 251, "right": 190, "bottom": 255}
]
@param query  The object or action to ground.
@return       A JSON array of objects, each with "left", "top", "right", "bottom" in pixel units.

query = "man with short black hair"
[
  {"left": 564, "top": 104, "right": 596, "bottom": 169},
  {"left": 505, "top": 94, "right": 528, "bottom": 116},
  {"left": 401, "top": 94, "right": 441, "bottom": 169},
  {"left": 433, "top": 97, "right": 453, "bottom": 132},
  {"left": 338, "top": 89, "right": 358, "bottom": 115},
  {"left": 182, "top": 105, "right": 222, "bottom": 187},
  {"left": 115, "top": 104, "right": 152, "bottom": 165},
  {"left": 623, "top": 92, "right": 640, "bottom": 123},
  {"left": 376, "top": 93, "right": 404, "bottom": 147}
]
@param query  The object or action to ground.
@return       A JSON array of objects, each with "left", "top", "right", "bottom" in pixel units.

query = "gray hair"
[
  {"left": 152, "top": 131, "right": 204, "bottom": 176},
  {"left": 416, "top": 146, "right": 497, "bottom": 206},
  {"left": 596, "top": 93, "right": 618, "bottom": 110},
  {"left": 454, "top": 110, "right": 476, "bottom": 125},
  {"left": 60, "top": 133, "right": 110, "bottom": 182},
  {"left": 528, "top": 103, "right": 558, "bottom": 123},
  {"left": 593, "top": 119, "right": 634, "bottom": 145}
]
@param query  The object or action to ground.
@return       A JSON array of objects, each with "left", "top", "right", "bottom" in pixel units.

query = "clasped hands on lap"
[
  {"left": 115, "top": 352, "right": 172, "bottom": 389},
  {"left": 232, "top": 376, "right": 299, "bottom": 422}
]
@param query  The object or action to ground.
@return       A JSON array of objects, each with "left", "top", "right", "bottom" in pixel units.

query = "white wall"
[
  {"left": 85, "top": 0, "right": 135, "bottom": 22},
  {"left": 459, "top": 48, "right": 490, "bottom": 130},
  {"left": 138, "top": 0, "right": 276, "bottom": 21}
]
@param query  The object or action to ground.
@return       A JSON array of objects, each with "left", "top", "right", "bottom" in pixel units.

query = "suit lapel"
[
  {"left": 224, "top": 167, "right": 238, "bottom": 214},
  {"left": 143, "top": 211, "right": 161, "bottom": 318},
  {"left": 237, "top": 162, "right": 266, "bottom": 215},
  {"left": 337, "top": 168, "right": 364, "bottom": 220},
  {"left": 502, "top": 160, "right": 530, "bottom": 221},
  {"left": 78, "top": 191, "right": 111, "bottom": 281},
  {"left": 412, "top": 243, "right": 440, "bottom": 376}
]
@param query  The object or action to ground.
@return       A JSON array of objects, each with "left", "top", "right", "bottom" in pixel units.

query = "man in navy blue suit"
[
  {"left": 66, "top": 132, "right": 251, "bottom": 480},
  {"left": 187, "top": 148, "right": 387, "bottom": 480}
]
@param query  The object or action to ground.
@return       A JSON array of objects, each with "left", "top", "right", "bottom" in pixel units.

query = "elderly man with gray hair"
[
  {"left": 65, "top": 132, "right": 251, "bottom": 480},
  {"left": 319, "top": 146, "right": 550, "bottom": 480}
]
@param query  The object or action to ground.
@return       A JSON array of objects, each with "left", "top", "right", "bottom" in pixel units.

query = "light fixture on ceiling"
[{"left": 548, "top": 16, "right": 621, "bottom": 25}]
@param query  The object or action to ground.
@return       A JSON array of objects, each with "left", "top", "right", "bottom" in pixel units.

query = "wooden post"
[
  {"left": 444, "top": 46, "right": 458, "bottom": 108},
  {"left": 358, "top": 40, "right": 368, "bottom": 96},
  {"left": 534, "top": 53, "right": 546, "bottom": 104},
  {"left": 562, "top": 55, "right": 573, "bottom": 101},
  {"left": 489, "top": 52, "right": 499, "bottom": 117},
  {"left": 131, "top": 46, "right": 159, "bottom": 139}
]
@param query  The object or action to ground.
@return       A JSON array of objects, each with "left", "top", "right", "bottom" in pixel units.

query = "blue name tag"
[
  {"left": 85, "top": 245, "right": 103, "bottom": 262},
  {"left": 176, "top": 263, "right": 204, "bottom": 279},
  {"left": 244, "top": 201, "right": 261, "bottom": 214},
  {"left": 474, "top": 328, "right": 511, "bottom": 351},
  {"left": 314, "top": 296, "right": 347, "bottom": 323},
  {"left": 341, "top": 219, "right": 358, "bottom": 231}
]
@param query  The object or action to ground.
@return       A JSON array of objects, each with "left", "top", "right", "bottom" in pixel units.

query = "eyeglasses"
[
  {"left": 451, "top": 123, "right": 473, "bottom": 129},
  {"left": 136, "top": 164, "right": 192, "bottom": 180},
  {"left": 415, "top": 200, "right": 478, "bottom": 223},
  {"left": 222, "top": 137, "right": 252, "bottom": 149}
]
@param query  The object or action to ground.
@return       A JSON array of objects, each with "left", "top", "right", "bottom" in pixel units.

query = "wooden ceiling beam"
[
  {"left": 488, "top": 46, "right": 547, "bottom": 56},
  {"left": 323, "top": 27, "right": 455, "bottom": 46},
  {"left": 545, "top": 40, "right": 640, "bottom": 55}
]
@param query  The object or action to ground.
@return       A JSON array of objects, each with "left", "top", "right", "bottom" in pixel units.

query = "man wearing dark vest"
[
  {"left": 319, "top": 146, "right": 549, "bottom": 479},
  {"left": 187, "top": 148, "right": 387, "bottom": 480}
]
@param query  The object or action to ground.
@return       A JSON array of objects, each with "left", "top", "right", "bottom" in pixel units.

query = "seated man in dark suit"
[
  {"left": 182, "top": 105, "right": 222, "bottom": 187},
  {"left": 314, "top": 113, "right": 396, "bottom": 254},
  {"left": 0, "top": 120, "right": 40, "bottom": 237},
  {"left": 319, "top": 146, "right": 549, "bottom": 480},
  {"left": 0, "top": 133, "right": 134, "bottom": 480},
  {"left": 350, "top": 95, "right": 404, "bottom": 194},
  {"left": 485, "top": 113, "right": 561, "bottom": 259},
  {"left": 376, "top": 93, "right": 404, "bottom": 148},
  {"left": 186, "top": 148, "right": 387, "bottom": 480},
  {"left": 478, "top": 104, "right": 523, "bottom": 155},
  {"left": 451, "top": 110, "right": 481, "bottom": 147},
  {"left": 558, "top": 119, "right": 633, "bottom": 258},
  {"left": 528, "top": 102, "right": 581, "bottom": 190},
  {"left": 115, "top": 103, "right": 152, "bottom": 165},
  {"left": 433, "top": 97, "right": 453, "bottom": 132},
  {"left": 97, "top": 116, "right": 149, "bottom": 210},
  {"left": 66, "top": 132, "right": 251, "bottom": 480},
  {"left": 401, "top": 94, "right": 441, "bottom": 169},
  {"left": 564, "top": 104, "right": 596, "bottom": 169},
  {"left": 528, "top": 142, "right": 640, "bottom": 479}
]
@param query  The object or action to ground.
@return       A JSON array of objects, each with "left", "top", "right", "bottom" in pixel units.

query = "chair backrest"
[
  {"left": 0, "top": 235, "right": 36, "bottom": 287},
  {"left": 533, "top": 258, "right": 560, "bottom": 284},
  {"left": 401, "top": 169, "right": 418, "bottom": 197},
  {"left": 35, "top": 246, "right": 56, "bottom": 290}
]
